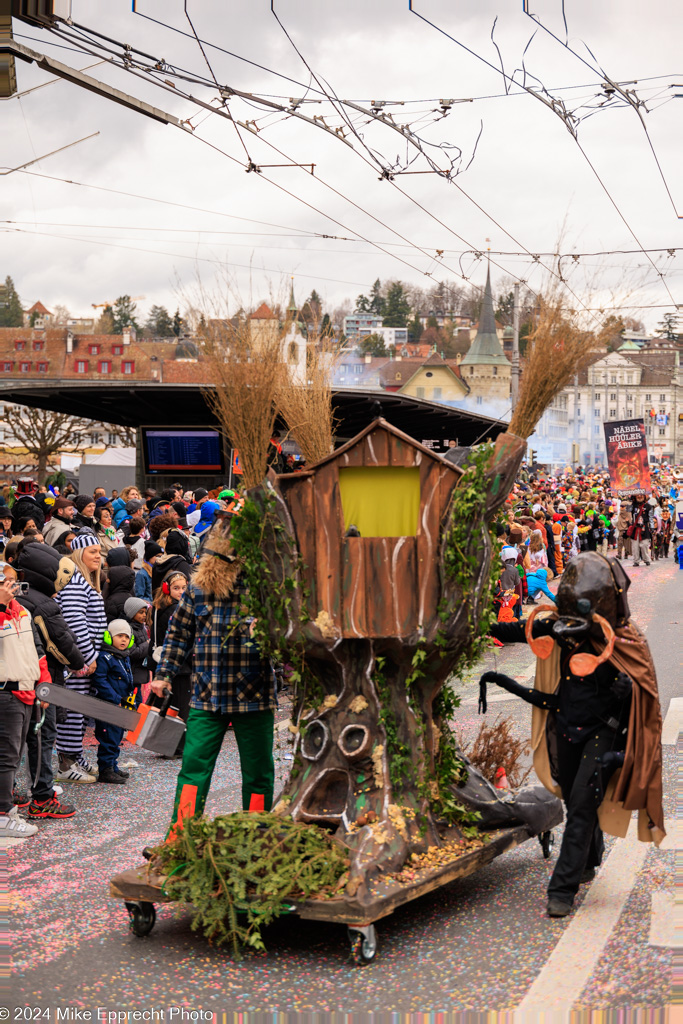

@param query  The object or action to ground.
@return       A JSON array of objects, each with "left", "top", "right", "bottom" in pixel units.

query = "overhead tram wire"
[
  {"left": 522, "top": 8, "right": 682, "bottom": 219},
  {"left": 4, "top": 219, "right": 680, "bottom": 266},
  {"left": 267, "top": 4, "right": 601, "bottom": 322},
  {"left": 408, "top": 2, "right": 680, "bottom": 309},
  {"left": 40, "top": 23, "right": 494, "bottom": 284},
  {"left": 48, "top": 21, "right": 646, "bottom": 316},
  {"left": 129, "top": 4, "right": 331, "bottom": 99},
  {"left": 35, "top": 18, "right": 678, "bottom": 310},
  {"left": 3, "top": 225, "right": 671, "bottom": 313},
  {"left": 129, "top": 7, "right": 679, "bottom": 110},
  {"left": 1, "top": 226, "right": 371, "bottom": 287},
  {"left": 13, "top": 170, "right": 358, "bottom": 241}
]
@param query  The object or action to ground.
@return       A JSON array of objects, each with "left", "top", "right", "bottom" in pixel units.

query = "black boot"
[
  {"left": 115, "top": 767, "right": 130, "bottom": 779},
  {"left": 98, "top": 766, "right": 127, "bottom": 784},
  {"left": 547, "top": 897, "right": 573, "bottom": 917}
]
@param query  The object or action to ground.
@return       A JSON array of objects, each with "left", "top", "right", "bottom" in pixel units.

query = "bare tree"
[
  {"left": 4, "top": 406, "right": 91, "bottom": 483},
  {"left": 51, "top": 304, "right": 71, "bottom": 327},
  {"left": 103, "top": 423, "right": 137, "bottom": 447}
]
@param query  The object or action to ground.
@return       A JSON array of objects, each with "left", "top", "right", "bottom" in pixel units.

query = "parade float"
[
  {"left": 109, "top": 418, "right": 561, "bottom": 961},
  {"left": 108, "top": 290, "right": 602, "bottom": 962}
]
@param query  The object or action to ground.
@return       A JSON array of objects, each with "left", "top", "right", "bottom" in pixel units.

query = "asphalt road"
[{"left": 5, "top": 556, "right": 679, "bottom": 1018}]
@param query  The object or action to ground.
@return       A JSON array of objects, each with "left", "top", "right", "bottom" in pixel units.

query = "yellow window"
[{"left": 338, "top": 467, "right": 420, "bottom": 537}]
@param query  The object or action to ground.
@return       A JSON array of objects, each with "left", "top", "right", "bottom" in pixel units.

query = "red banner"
[{"left": 603, "top": 418, "right": 651, "bottom": 497}]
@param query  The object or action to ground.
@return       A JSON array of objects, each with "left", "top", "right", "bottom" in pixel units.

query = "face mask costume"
[{"left": 481, "top": 551, "right": 665, "bottom": 918}]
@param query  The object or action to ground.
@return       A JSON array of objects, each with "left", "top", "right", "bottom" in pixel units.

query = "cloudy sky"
[{"left": 3, "top": 0, "right": 682, "bottom": 329}]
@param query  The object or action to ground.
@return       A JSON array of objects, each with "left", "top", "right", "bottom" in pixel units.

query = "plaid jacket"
[{"left": 156, "top": 576, "right": 276, "bottom": 715}]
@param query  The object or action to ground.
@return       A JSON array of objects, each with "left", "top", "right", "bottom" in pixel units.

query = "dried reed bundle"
[
  {"left": 465, "top": 715, "right": 532, "bottom": 790},
  {"left": 200, "top": 321, "right": 285, "bottom": 489},
  {"left": 275, "top": 334, "right": 337, "bottom": 465},
  {"left": 509, "top": 296, "right": 603, "bottom": 439}
]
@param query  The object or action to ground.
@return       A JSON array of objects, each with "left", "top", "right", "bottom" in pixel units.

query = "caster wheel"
[
  {"left": 125, "top": 901, "right": 156, "bottom": 937},
  {"left": 348, "top": 924, "right": 377, "bottom": 965},
  {"left": 539, "top": 830, "right": 555, "bottom": 859}
]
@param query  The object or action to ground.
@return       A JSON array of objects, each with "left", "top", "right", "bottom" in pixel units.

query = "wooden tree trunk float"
[{"left": 245, "top": 420, "right": 530, "bottom": 902}]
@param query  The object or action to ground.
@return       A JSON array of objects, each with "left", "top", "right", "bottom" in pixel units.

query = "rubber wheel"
[
  {"left": 348, "top": 925, "right": 377, "bottom": 964},
  {"left": 539, "top": 830, "right": 555, "bottom": 859},
  {"left": 125, "top": 901, "right": 156, "bottom": 937}
]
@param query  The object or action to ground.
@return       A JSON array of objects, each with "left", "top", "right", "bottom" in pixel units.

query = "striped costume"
[{"left": 54, "top": 569, "right": 107, "bottom": 764}]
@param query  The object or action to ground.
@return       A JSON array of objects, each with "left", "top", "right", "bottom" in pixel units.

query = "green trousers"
[{"left": 169, "top": 708, "right": 275, "bottom": 831}]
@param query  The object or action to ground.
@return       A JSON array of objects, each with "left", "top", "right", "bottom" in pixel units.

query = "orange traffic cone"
[{"left": 494, "top": 767, "right": 510, "bottom": 790}]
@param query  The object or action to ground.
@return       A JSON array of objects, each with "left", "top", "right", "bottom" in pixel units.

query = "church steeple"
[
  {"left": 287, "top": 278, "right": 297, "bottom": 317},
  {"left": 460, "top": 264, "right": 508, "bottom": 367}
]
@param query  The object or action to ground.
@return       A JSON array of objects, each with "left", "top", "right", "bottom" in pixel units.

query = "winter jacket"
[
  {"left": 151, "top": 553, "right": 192, "bottom": 594},
  {"left": 128, "top": 535, "right": 145, "bottom": 569},
  {"left": 135, "top": 564, "right": 153, "bottom": 602},
  {"left": 92, "top": 642, "right": 135, "bottom": 704},
  {"left": 631, "top": 502, "right": 654, "bottom": 541},
  {"left": 111, "top": 498, "right": 130, "bottom": 530},
  {"left": 127, "top": 616, "right": 150, "bottom": 689},
  {"left": 149, "top": 601, "right": 191, "bottom": 684},
  {"left": 0, "top": 598, "right": 51, "bottom": 701},
  {"left": 43, "top": 514, "right": 74, "bottom": 547},
  {"left": 94, "top": 525, "right": 120, "bottom": 561},
  {"left": 103, "top": 565, "right": 136, "bottom": 620},
  {"left": 11, "top": 494, "right": 45, "bottom": 532},
  {"left": 526, "top": 568, "right": 557, "bottom": 603},
  {"left": 54, "top": 568, "right": 107, "bottom": 672},
  {"left": 73, "top": 512, "right": 96, "bottom": 533},
  {"left": 14, "top": 543, "right": 85, "bottom": 685},
  {"left": 155, "top": 541, "right": 274, "bottom": 715},
  {"left": 193, "top": 501, "right": 220, "bottom": 536}
]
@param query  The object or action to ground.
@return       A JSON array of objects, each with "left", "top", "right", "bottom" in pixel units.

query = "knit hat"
[
  {"left": 144, "top": 540, "right": 163, "bottom": 562},
  {"left": 54, "top": 496, "right": 76, "bottom": 512},
  {"left": 107, "top": 618, "right": 132, "bottom": 639},
  {"left": 106, "top": 547, "right": 131, "bottom": 567},
  {"left": 218, "top": 489, "right": 235, "bottom": 500},
  {"left": 70, "top": 530, "right": 100, "bottom": 550},
  {"left": 193, "top": 488, "right": 209, "bottom": 501},
  {"left": 0, "top": 502, "right": 13, "bottom": 519},
  {"left": 124, "top": 597, "right": 148, "bottom": 619},
  {"left": 94, "top": 496, "right": 110, "bottom": 509},
  {"left": 74, "top": 494, "right": 94, "bottom": 512}
]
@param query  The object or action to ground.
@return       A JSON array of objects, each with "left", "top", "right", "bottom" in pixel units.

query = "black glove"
[
  {"left": 478, "top": 671, "right": 560, "bottom": 713},
  {"left": 478, "top": 670, "right": 518, "bottom": 714},
  {"left": 532, "top": 617, "right": 556, "bottom": 638},
  {"left": 611, "top": 672, "right": 632, "bottom": 700}
]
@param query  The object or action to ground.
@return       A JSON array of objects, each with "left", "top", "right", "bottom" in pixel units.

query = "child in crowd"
[
  {"left": 124, "top": 597, "right": 151, "bottom": 703},
  {"left": 92, "top": 619, "right": 135, "bottom": 785},
  {"left": 148, "top": 571, "right": 192, "bottom": 725},
  {"left": 528, "top": 530, "right": 548, "bottom": 572},
  {"left": 135, "top": 541, "right": 162, "bottom": 602},
  {"left": 127, "top": 517, "right": 147, "bottom": 569}
]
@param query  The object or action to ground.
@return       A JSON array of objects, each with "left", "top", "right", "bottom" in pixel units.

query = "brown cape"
[{"left": 532, "top": 619, "right": 665, "bottom": 845}]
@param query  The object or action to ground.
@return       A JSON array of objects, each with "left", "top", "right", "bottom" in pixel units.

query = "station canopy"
[{"left": 1, "top": 380, "right": 508, "bottom": 448}]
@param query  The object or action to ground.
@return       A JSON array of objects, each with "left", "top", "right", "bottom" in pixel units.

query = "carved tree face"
[{"left": 295, "top": 699, "right": 379, "bottom": 828}]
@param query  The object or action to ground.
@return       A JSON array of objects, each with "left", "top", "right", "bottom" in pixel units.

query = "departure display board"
[{"left": 142, "top": 428, "right": 224, "bottom": 474}]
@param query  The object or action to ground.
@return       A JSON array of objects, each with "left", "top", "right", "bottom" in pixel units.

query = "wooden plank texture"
[
  {"left": 312, "top": 462, "right": 343, "bottom": 630},
  {"left": 389, "top": 433, "right": 418, "bottom": 468},
  {"left": 280, "top": 475, "right": 318, "bottom": 618},
  {"left": 341, "top": 537, "right": 367, "bottom": 637},
  {"left": 416, "top": 459, "right": 443, "bottom": 628}
]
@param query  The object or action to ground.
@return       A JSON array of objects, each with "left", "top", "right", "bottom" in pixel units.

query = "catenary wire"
[{"left": 408, "top": 1, "right": 680, "bottom": 309}]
